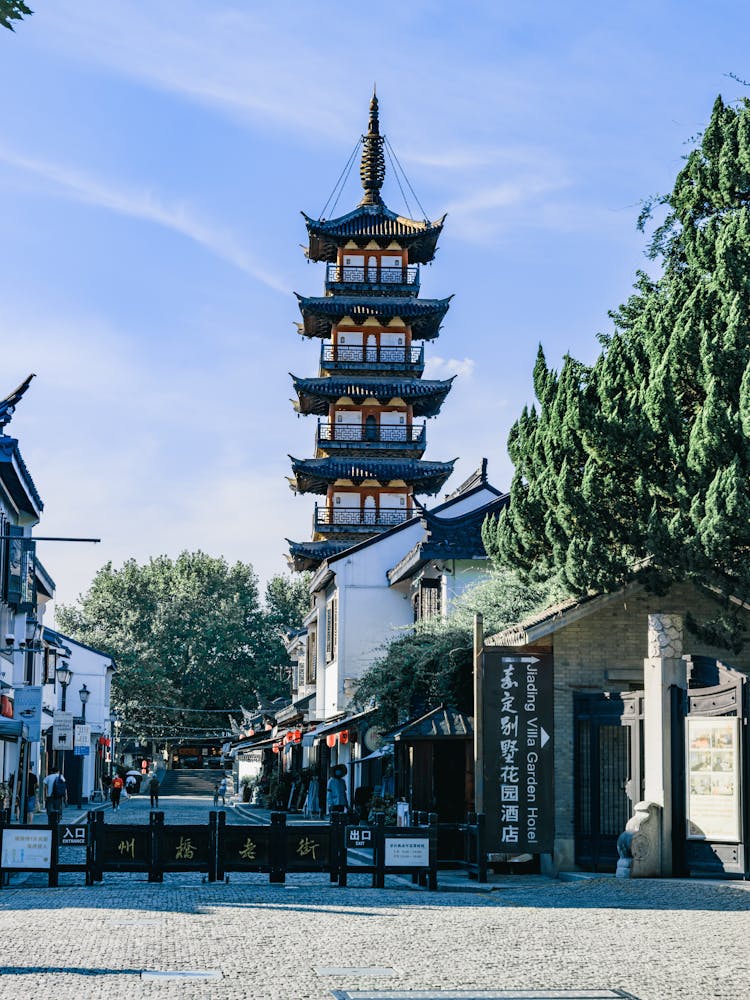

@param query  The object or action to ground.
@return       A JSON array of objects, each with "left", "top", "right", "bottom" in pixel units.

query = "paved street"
[{"left": 1, "top": 784, "right": 749, "bottom": 1000}]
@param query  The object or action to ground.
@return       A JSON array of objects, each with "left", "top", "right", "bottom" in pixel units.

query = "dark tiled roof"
[
  {"left": 291, "top": 374, "right": 454, "bottom": 417},
  {"left": 302, "top": 206, "right": 445, "bottom": 264},
  {"left": 0, "top": 374, "right": 35, "bottom": 430},
  {"left": 0, "top": 435, "right": 43, "bottom": 514},
  {"left": 387, "top": 494, "right": 509, "bottom": 584},
  {"left": 286, "top": 538, "right": 353, "bottom": 571},
  {"left": 296, "top": 294, "right": 451, "bottom": 340},
  {"left": 391, "top": 705, "right": 474, "bottom": 740},
  {"left": 288, "top": 456, "right": 456, "bottom": 495}
]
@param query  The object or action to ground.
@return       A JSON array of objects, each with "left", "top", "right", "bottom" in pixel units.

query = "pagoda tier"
[
  {"left": 295, "top": 294, "right": 451, "bottom": 340},
  {"left": 302, "top": 205, "right": 446, "bottom": 265},
  {"left": 291, "top": 374, "right": 454, "bottom": 417},
  {"left": 286, "top": 538, "right": 353, "bottom": 573},
  {"left": 288, "top": 456, "right": 456, "bottom": 495}
]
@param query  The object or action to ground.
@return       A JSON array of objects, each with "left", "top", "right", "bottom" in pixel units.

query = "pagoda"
[{"left": 287, "top": 92, "right": 455, "bottom": 571}]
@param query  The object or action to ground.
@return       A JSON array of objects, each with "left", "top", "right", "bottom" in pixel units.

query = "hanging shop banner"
[
  {"left": 52, "top": 711, "right": 74, "bottom": 751},
  {"left": 481, "top": 649, "right": 554, "bottom": 855},
  {"left": 74, "top": 724, "right": 91, "bottom": 756},
  {"left": 686, "top": 716, "right": 741, "bottom": 843},
  {"left": 13, "top": 685, "right": 43, "bottom": 742}
]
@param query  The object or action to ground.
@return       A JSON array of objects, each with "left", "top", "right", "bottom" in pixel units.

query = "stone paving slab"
[{"left": 0, "top": 873, "right": 748, "bottom": 1000}]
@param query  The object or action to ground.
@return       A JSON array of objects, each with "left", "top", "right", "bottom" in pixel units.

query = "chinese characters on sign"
[
  {"left": 239, "top": 837, "right": 257, "bottom": 860},
  {"left": 296, "top": 837, "right": 318, "bottom": 860},
  {"left": 118, "top": 838, "right": 136, "bottom": 859},
  {"left": 482, "top": 650, "right": 554, "bottom": 855},
  {"left": 175, "top": 837, "right": 196, "bottom": 860},
  {"left": 686, "top": 717, "right": 741, "bottom": 842}
]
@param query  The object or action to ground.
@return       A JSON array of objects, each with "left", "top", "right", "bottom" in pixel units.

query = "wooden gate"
[
  {"left": 574, "top": 691, "right": 644, "bottom": 871},
  {"left": 682, "top": 656, "right": 750, "bottom": 878}
]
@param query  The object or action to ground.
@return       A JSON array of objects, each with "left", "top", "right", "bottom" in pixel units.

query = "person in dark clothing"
[
  {"left": 149, "top": 775, "right": 160, "bottom": 808},
  {"left": 26, "top": 767, "right": 39, "bottom": 823}
]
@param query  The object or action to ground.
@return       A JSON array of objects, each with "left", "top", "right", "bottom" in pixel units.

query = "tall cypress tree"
[{"left": 484, "top": 96, "right": 750, "bottom": 647}]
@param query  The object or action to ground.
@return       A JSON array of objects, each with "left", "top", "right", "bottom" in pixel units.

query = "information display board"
[
  {"left": 52, "top": 711, "right": 74, "bottom": 751},
  {"left": 384, "top": 837, "right": 429, "bottom": 867},
  {"left": 1, "top": 828, "right": 52, "bottom": 869},
  {"left": 686, "top": 716, "right": 741, "bottom": 842}
]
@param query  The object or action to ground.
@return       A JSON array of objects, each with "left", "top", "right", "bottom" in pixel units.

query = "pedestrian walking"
[
  {"left": 149, "top": 774, "right": 160, "bottom": 809},
  {"left": 326, "top": 763, "right": 348, "bottom": 817},
  {"left": 111, "top": 773, "right": 124, "bottom": 811},
  {"left": 212, "top": 781, "right": 220, "bottom": 808},
  {"left": 43, "top": 766, "right": 67, "bottom": 820},
  {"left": 218, "top": 776, "right": 227, "bottom": 806},
  {"left": 26, "top": 765, "right": 38, "bottom": 824}
]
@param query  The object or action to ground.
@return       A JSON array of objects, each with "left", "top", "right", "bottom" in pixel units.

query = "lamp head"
[
  {"left": 55, "top": 663, "right": 72, "bottom": 687},
  {"left": 79, "top": 683, "right": 90, "bottom": 705}
]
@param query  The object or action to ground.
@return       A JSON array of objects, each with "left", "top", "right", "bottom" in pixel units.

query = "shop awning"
[
  {"left": 312, "top": 709, "right": 377, "bottom": 743},
  {"left": 0, "top": 718, "right": 27, "bottom": 742}
]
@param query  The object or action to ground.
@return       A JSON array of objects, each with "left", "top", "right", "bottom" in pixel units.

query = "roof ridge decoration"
[
  {"left": 0, "top": 373, "right": 35, "bottom": 431},
  {"left": 359, "top": 87, "right": 385, "bottom": 207}
]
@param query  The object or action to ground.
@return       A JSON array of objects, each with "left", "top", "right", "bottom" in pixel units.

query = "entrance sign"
[
  {"left": 686, "top": 717, "right": 741, "bottom": 842},
  {"left": 59, "top": 824, "right": 88, "bottom": 847},
  {"left": 384, "top": 837, "right": 429, "bottom": 867},
  {"left": 13, "top": 685, "right": 43, "bottom": 742},
  {"left": 1, "top": 828, "right": 52, "bottom": 869},
  {"left": 482, "top": 649, "right": 554, "bottom": 854}
]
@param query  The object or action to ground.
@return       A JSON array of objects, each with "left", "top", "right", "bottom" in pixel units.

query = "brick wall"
[{"left": 548, "top": 582, "right": 750, "bottom": 871}]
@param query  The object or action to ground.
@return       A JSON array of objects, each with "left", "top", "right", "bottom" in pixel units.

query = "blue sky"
[{"left": 0, "top": 0, "right": 747, "bottom": 613}]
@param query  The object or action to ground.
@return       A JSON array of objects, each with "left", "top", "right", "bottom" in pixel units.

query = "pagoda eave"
[
  {"left": 302, "top": 209, "right": 445, "bottom": 265},
  {"left": 295, "top": 294, "right": 451, "bottom": 341},
  {"left": 291, "top": 375, "right": 455, "bottom": 418},
  {"left": 288, "top": 456, "right": 455, "bottom": 496}
]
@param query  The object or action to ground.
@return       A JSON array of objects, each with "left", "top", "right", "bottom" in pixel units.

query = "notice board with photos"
[{"left": 481, "top": 648, "right": 554, "bottom": 855}]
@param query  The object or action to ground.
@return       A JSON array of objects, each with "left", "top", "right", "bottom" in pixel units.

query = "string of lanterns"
[{"left": 270, "top": 728, "right": 350, "bottom": 753}]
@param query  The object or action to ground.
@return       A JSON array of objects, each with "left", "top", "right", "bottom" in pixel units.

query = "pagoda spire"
[{"left": 359, "top": 87, "right": 386, "bottom": 207}]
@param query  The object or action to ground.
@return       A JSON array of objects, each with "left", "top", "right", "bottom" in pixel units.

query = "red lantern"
[
  {"left": 326, "top": 733, "right": 336, "bottom": 748},
  {"left": 272, "top": 745, "right": 280, "bottom": 754},
  {"left": 339, "top": 730, "right": 349, "bottom": 745},
  {"left": 247, "top": 729, "right": 255, "bottom": 737},
  {"left": 293, "top": 729, "right": 302, "bottom": 743}
]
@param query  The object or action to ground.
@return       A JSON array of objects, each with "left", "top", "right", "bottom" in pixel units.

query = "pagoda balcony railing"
[
  {"left": 320, "top": 342, "right": 424, "bottom": 372},
  {"left": 314, "top": 504, "right": 410, "bottom": 532},
  {"left": 325, "top": 263, "right": 420, "bottom": 295},
  {"left": 317, "top": 421, "right": 426, "bottom": 447}
]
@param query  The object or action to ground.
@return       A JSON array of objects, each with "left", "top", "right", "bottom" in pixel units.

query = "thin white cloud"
[
  {"left": 0, "top": 146, "right": 288, "bottom": 293},
  {"left": 424, "top": 356, "right": 475, "bottom": 379}
]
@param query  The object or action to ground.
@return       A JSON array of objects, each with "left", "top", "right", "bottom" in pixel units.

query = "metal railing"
[
  {"left": 314, "top": 505, "right": 410, "bottom": 530},
  {"left": 325, "top": 263, "right": 419, "bottom": 288},
  {"left": 317, "top": 421, "right": 426, "bottom": 446},
  {"left": 320, "top": 343, "right": 424, "bottom": 367}
]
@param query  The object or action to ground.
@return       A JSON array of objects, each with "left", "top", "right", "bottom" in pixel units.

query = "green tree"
[
  {"left": 0, "top": 1, "right": 32, "bottom": 31},
  {"left": 55, "top": 552, "right": 300, "bottom": 739},
  {"left": 484, "top": 95, "right": 750, "bottom": 648},
  {"left": 354, "top": 570, "right": 560, "bottom": 727}
]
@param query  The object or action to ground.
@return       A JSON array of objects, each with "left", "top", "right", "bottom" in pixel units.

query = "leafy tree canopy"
[
  {"left": 483, "top": 95, "right": 750, "bottom": 650},
  {"left": 354, "top": 570, "right": 563, "bottom": 728},
  {"left": 55, "top": 552, "right": 309, "bottom": 741},
  {"left": 0, "top": 1, "right": 32, "bottom": 31}
]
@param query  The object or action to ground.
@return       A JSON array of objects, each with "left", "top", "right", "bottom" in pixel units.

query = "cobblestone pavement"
[{"left": 2, "top": 793, "right": 749, "bottom": 1000}]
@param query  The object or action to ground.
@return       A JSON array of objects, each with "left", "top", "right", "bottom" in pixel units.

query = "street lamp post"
[
  {"left": 55, "top": 662, "right": 72, "bottom": 773},
  {"left": 75, "top": 683, "right": 90, "bottom": 809},
  {"left": 78, "top": 683, "right": 89, "bottom": 722}
]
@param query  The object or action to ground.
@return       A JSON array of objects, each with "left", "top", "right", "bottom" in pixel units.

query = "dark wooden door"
[{"left": 574, "top": 692, "right": 643, "bottom": 872}]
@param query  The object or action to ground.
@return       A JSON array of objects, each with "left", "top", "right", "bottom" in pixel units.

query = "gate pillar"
[{"left": 641, "top": 613, "right": 688, "bottom": 876}]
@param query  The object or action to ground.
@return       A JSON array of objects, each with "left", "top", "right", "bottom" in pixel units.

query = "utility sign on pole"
[
  {"left": 74, "top": 724, "right": 91, "bottom": 756},
  {"left": 52, "top": 711, "right": 74, "bottom": 751},
  {"left": 480, "top": 648, "right": 554, "bottom": 855}
]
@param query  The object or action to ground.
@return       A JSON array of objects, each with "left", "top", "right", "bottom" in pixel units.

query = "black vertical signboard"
[{"left": 482, "top": 648, "right": 554, "bottom": 855}]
